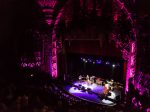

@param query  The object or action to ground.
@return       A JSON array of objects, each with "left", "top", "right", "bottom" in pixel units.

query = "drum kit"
[{"left": 96, "top": 78, "right": 104, "bottom": 85}]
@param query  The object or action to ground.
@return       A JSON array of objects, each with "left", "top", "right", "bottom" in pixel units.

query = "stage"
[{"left": 64, "top": 80, "right": 121, "bottom": 106}]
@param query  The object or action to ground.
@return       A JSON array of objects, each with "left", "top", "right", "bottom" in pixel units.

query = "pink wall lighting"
[{"left": 51, "top": 7, "right": 64, "bottom": 78}]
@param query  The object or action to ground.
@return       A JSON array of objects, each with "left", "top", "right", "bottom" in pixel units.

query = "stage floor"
[{"left": 64, "top": 80, "right": 120, "bottom": 106}]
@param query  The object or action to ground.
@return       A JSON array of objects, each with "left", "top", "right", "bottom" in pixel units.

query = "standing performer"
[
  {"left": 86, "top": 75, "right": 91, "bottom": 85},
  {"left": 86, "top": 75, "right": 89, "bottom": 81},
  {"left": 90, "top": 76, "right": 95, "bottom": 83}
]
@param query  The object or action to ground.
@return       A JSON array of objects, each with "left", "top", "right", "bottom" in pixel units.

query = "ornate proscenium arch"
[
  {"left": 112, "top": 0, "right": 137, "bottom": 92},
  {"left": 51, "top": 7, "right": 64, "bottom": 78},
  {"left": 51, "top": 0, "right": 137, "bottom": 92},
  {"left": 37, "top": 0, "right": 65, "bottom": 77}
]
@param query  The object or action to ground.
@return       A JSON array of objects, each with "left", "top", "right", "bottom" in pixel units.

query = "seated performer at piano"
[{"left": 103, "top": 83, "right": 110, "bottom": 95}]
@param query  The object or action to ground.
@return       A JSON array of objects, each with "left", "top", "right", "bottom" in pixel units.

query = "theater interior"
[{"left": 0, "top": 0, "right": 149, "bottom": 112}]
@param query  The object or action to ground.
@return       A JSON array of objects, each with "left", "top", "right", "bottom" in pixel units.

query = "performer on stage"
[
  {"left": 109, "top": 79, "right": 114, "bottom": 86},
  {"left": 86, "top": 75, "right": 92, "bottom": 85},
  {"left": 86, "top": 75, "right": 89, "bottom": 81},
  {"left": 79, "top": 75, "right": 82, "bottom": 80},
  {"left": 103, "top": 83, "right": 110, "bottom": 95},
  {"left": 105, "top": 83, "right": 110, "bottom": 90},
  {"left": 90, "top": 76, "right": 95, "bottom": 84}
]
